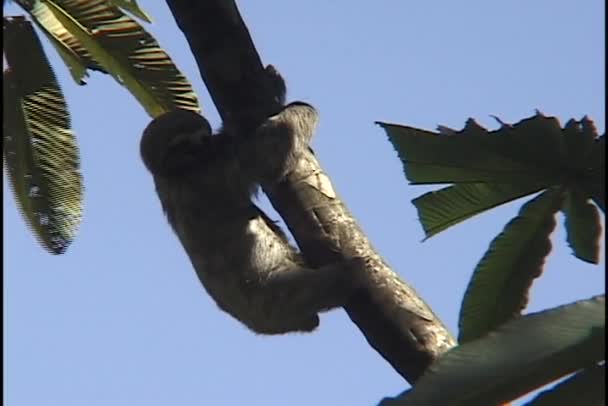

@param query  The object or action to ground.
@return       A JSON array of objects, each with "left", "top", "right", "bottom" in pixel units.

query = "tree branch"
[{"left": 165, "top": 0, "right": 456, "bottom": 383}]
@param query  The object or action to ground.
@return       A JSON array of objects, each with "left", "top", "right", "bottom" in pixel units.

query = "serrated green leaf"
[
  {"left": 378, "top": 120, "right": 540, "bottom": 184},
  {"left": 458, "top": 188, "right": 563, "bottom": 343},
  {"left": 414, "top": 182, "right": 546, "bottom": 238},
  {"left": 587, "top": 134, "right": 605, "bottom": 212},
  {"left": 492, "top": 112, "right": 565, "bottom": 170},
  {"left": 380, "top": 295, "right": 605, "bottom": 406},
  {"left": 562, "top": 118, "right": 596, "bottom": 171},
  {"left": 379, "top": 113, "right": 604, "bottom": 236},
  {"left": 562, "top": 190, "right": 602, "bottom": 264},
  {"left": 526, "top": 364, "right": 605, "bottom": 406},
  {"left": 3, "top": 17, "right": 82, "bottom": 254}
]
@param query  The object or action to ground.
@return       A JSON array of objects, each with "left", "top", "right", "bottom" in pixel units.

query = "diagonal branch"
[{"left": 165, "top": 0, "right": 456, "bottom": 383}]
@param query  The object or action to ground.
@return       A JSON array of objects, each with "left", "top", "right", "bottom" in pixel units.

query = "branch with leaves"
[
  {"left": 4, "top": 1, "right": 604, "bottom": 404},
  {"left": 164, "top": 0, "right": 457, "bottom": 383},
  {"left": 378, "top": 113, "right": 604, "bottom": 404}
]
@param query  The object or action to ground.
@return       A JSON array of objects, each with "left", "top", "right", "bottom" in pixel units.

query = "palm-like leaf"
[
  {"left": 22, "top": 0, "right": 107, "bottom": 84},
  {"left": 4, "top": 0, "right": 201, "bottom": 253},
  {"left": 110, "top": 0, "right": 152, "bottom": 23},
  {"left": 18, "top": 0, "right": 199, "bottom": 116},
  {"left": 3, "top": 17, "right": 82, "bottom": 254}
]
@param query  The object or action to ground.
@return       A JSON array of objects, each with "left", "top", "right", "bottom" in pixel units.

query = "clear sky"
[{"left": 3, "top": 1, "right": 605, "bottom": 405}]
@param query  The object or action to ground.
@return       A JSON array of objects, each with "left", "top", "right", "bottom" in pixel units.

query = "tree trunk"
[{"left": 165, "top": 0, "right": 456, "bottom": 383}]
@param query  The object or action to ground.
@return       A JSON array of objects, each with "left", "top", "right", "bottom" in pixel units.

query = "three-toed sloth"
[{"left": 140, "top": 94, "right": 363, "bottom": 334}]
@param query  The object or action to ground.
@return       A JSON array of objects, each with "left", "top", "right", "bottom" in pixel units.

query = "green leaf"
[
  {"left": 414, "top": 182, "right": 546, "bottom": 238},
  {"left": 561, "top": 118, "right": 596, "bottom": 172},
  {"left": 378, "top": 113, "right": 604, "bottom": 234},
  {"left": 110, "top": 0, "right": 153, "bottom": 23},
  {"left": 377, "top": 119, "right": 540, "bottom": 184},
  {"left": 17, "top": 0, "right": 107, "bottom": 85},
  {"left": 559, "top": 117, "right": 604, "bottom": 214},
  {"left": 562, "top": 189, "right": 602, "bottom": 264},
  {"left": 3, "top": 17, "right": 82, "bottom": 254},
  {"left": 22, "top": 0, "right": 199, "bottom": 116},
  {"left": 587, "top": 134, "right": 605, "bottom": 212},
  {"left": 380, "top": 295, "right": 605, "bottom": 406},
  {"left": 458, "top": 188, "right": 563, "bottom": 343},
  {"left": 526, "top": 364, "right": 605, "bottom": 406},
  {"left": 490, "top": 112, "right": 565, "bottom": 172}
]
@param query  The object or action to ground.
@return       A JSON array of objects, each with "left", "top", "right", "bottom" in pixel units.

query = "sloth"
[{"left": 140, "top": 99, "right": 363, "bottom": 334}]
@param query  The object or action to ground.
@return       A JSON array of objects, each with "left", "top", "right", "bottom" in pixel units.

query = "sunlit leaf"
[
  {"left": 110, "top": 0, "right": 152, "bottom": 23},
  {"left": 16, "top": 0, "right": 107, "bottom": 85},
  {"left": 3, "top": 17, "right": 82, "bottom": 254},
  {"left": 20, "top": 0, "right": 199, "bottom": 116}
]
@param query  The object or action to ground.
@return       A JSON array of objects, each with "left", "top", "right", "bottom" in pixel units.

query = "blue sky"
[{"left": 3, "top": 1, "right": 605, "bottom": 405}]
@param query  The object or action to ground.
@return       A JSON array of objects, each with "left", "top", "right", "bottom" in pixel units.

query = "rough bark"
[{"left": 165, "top": 0, "right": 456, "bottom": 383}]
